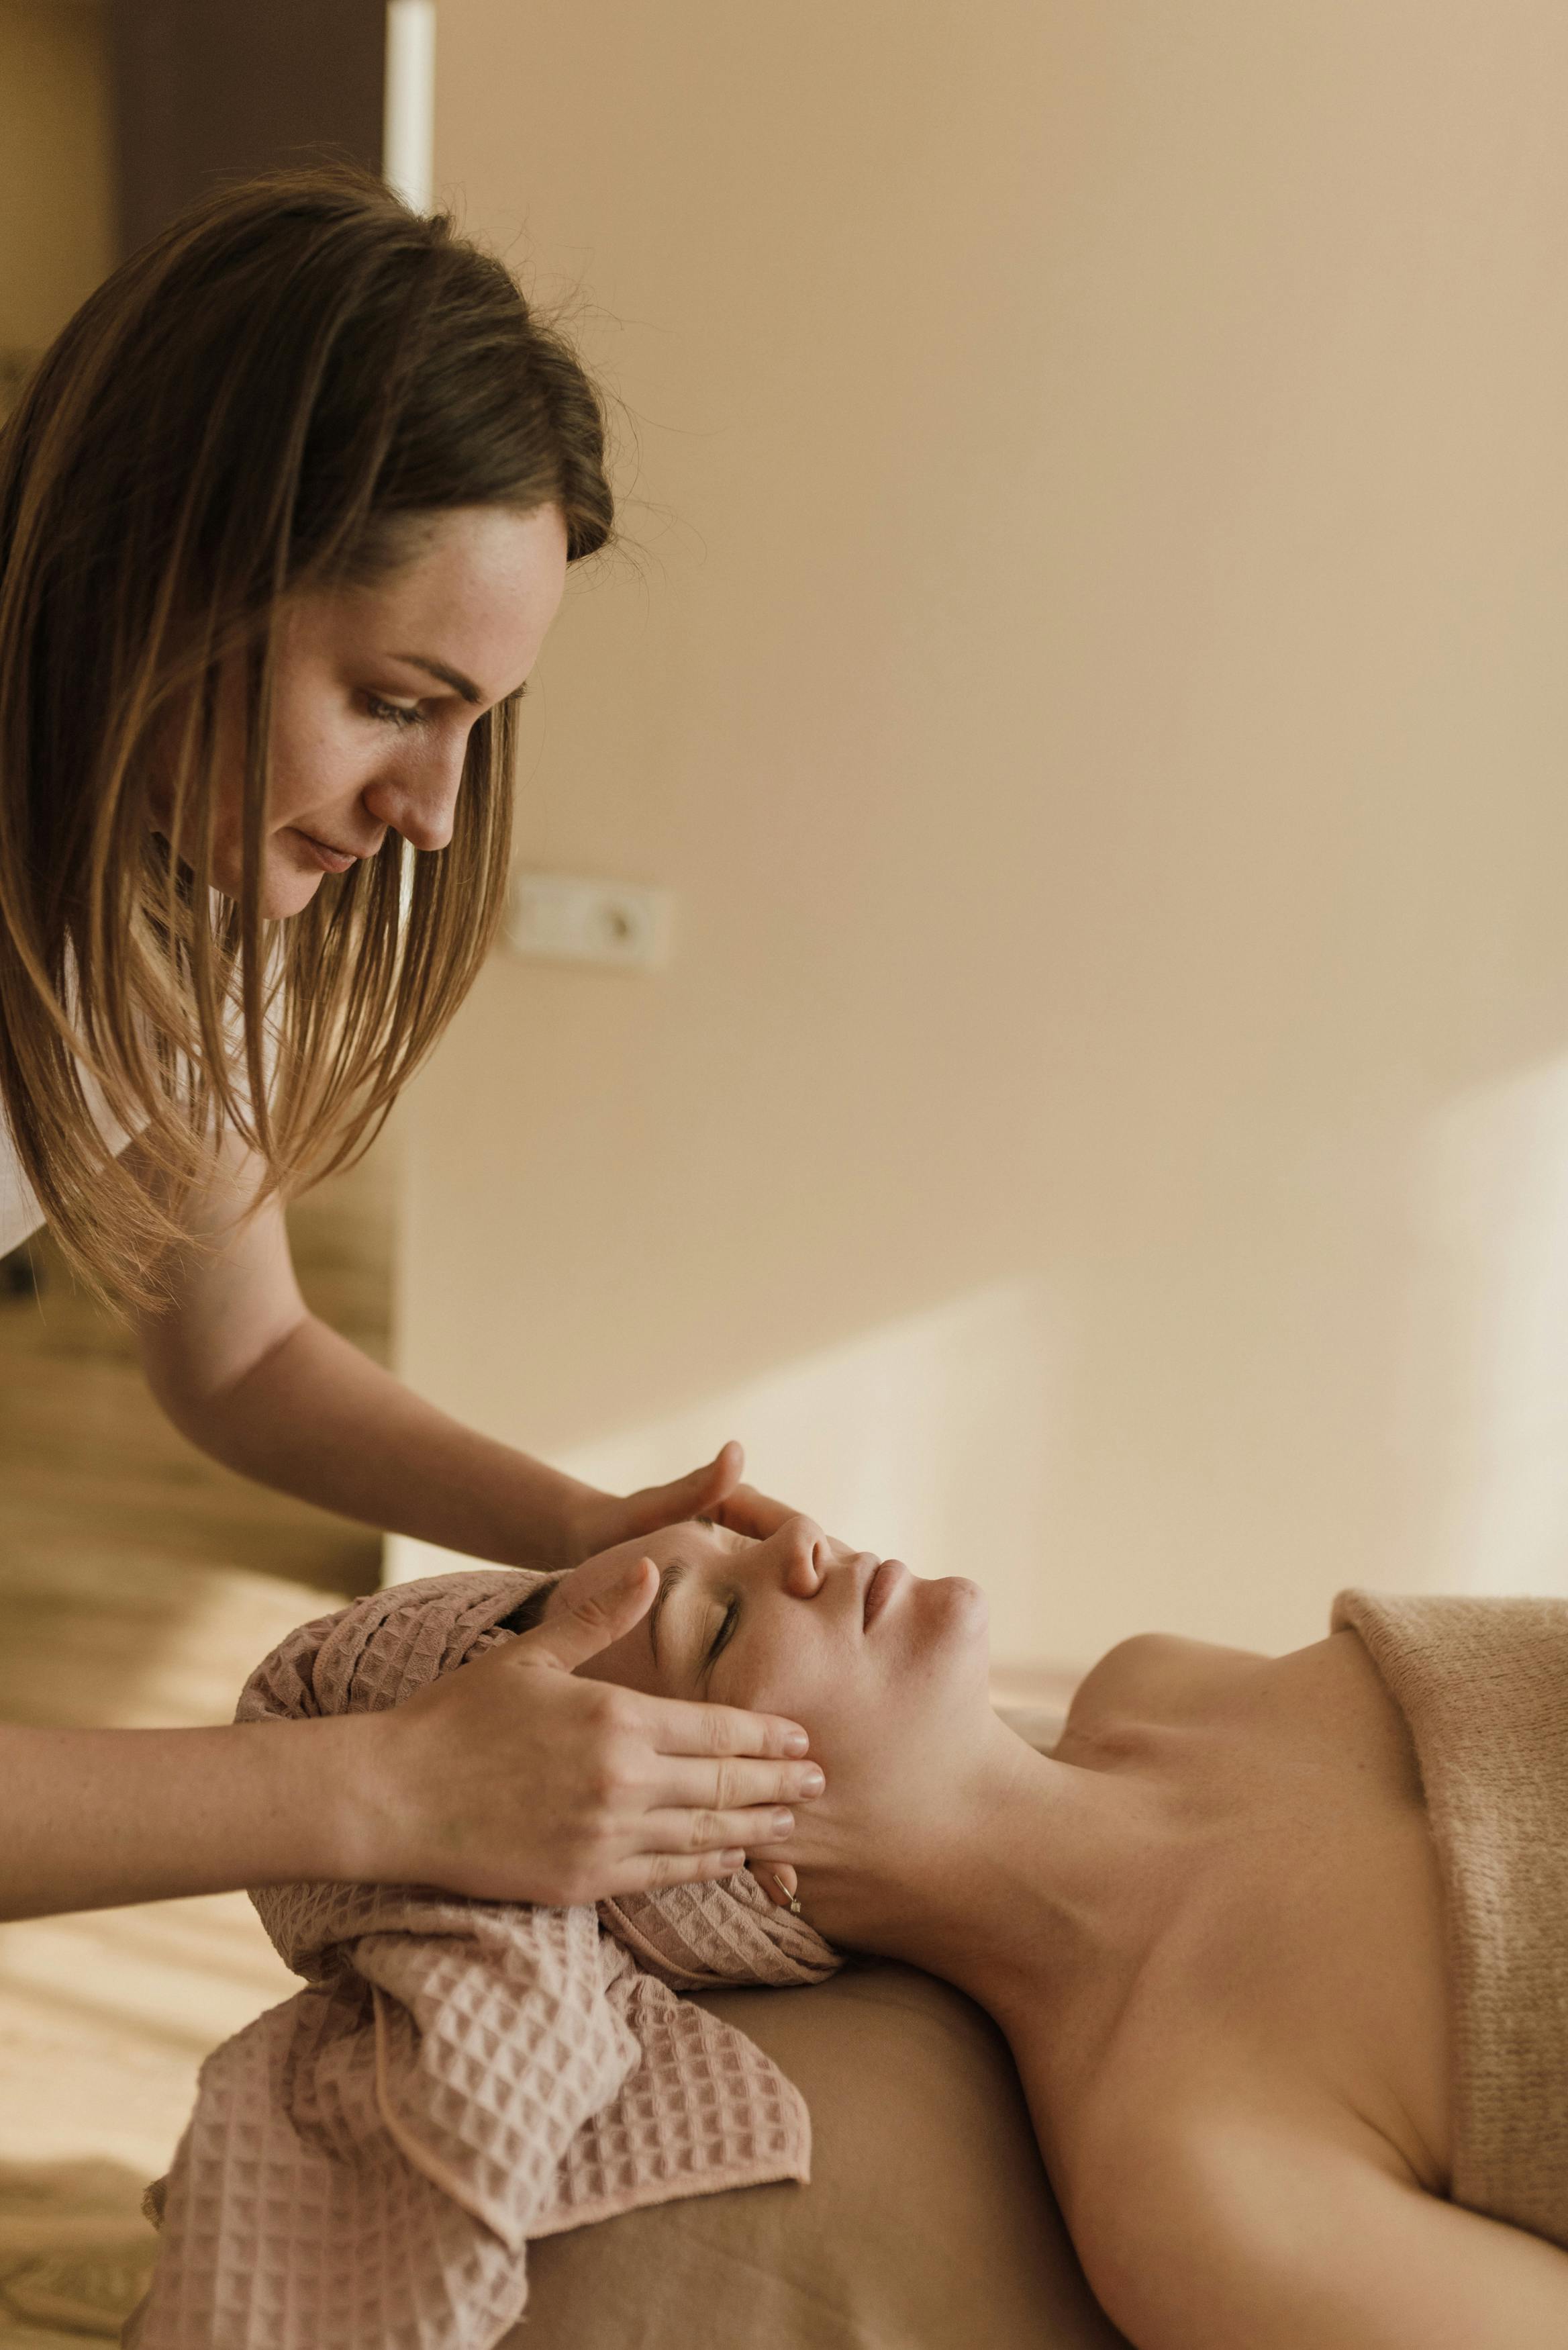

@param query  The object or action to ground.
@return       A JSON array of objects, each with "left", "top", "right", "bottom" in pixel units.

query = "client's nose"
[{"left": 773, "top": 1514, "right": 828, "bottom": 1599}]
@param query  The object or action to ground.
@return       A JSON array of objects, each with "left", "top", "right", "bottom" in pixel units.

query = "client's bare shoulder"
[
  {"left": 1061, "top": 1629, "right": 1266, "bottom": 1740},
  {"left": 1040, "top": 1626, "right": 1455, "bottom": 2264},
  {"left": 1069, "top": 2092, "right": 1568, "bottom": 2350}
]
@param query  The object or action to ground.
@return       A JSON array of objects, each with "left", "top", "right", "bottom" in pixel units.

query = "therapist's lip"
[
  {"left": 863, "top": 1558, "right": 905, "bottom": 1631},
  {"left": 289, "top": 828, "right": 364, "bottom": 874}
]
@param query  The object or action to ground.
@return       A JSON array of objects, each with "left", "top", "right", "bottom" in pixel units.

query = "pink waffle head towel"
[{"left": 128, "top": 1568, "right": 840, "bottom": 2350}]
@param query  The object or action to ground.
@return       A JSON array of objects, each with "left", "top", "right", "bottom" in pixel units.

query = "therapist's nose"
[{"left": 362, "top": 737, "right": 467, "bottom": 853}]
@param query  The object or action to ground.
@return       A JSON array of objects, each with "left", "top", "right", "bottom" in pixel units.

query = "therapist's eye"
[{"left": 363, "top": 693, "right": 428, "bottom": 729}]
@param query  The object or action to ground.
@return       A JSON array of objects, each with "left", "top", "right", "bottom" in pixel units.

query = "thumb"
[
  {"left": 619, "top": 1441, "right": 744, "bottom": 1538},
  {"left": 519, "top": 1550, "right": 657, "bottom": 1673}
]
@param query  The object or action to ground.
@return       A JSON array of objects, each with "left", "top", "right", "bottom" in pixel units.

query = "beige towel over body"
[
  {"left": 132, "top": 1570, "right": 840, "bottom": 2350},
  {"left": 1333, "top": 1589, "right": 1568, "bottom": 2250}
]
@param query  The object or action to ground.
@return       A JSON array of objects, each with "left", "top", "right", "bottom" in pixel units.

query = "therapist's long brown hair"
[{"left": 0, "top": 166, "right": 611, "bottom": 1308}]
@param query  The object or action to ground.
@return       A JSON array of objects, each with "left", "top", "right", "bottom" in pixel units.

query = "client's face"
[{"left": 562, "top": 1517, "right": 995, "bottom": 1948}]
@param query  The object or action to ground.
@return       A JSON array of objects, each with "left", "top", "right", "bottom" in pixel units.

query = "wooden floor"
[
  {"left": 0, "top": 1546, "right": 337, "bottom": 2343},
  {"left": 0, "top": 1149, "right": 395, "bottom": 1599},
  {"left": 0, "top": 1152, "right": 391, "bottom": 2341}
]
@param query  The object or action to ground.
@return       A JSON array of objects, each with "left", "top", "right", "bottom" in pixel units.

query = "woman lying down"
[{"left": 133, "top": 1519, "right": 1568, "bottom": 2350}]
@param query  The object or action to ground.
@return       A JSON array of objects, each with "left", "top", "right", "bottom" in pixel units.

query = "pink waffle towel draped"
[{"left": 128, "top": 1569, "right": 840, "bottom": 2350}]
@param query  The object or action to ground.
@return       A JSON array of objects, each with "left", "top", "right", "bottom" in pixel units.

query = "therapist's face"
[{"left": 151, "top": 502, "right": 569, "bottom": 918}]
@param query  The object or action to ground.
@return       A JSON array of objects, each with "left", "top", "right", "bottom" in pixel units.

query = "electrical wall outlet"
[{"left": 503, "top": 872, "right": 674, "bottom": 970}]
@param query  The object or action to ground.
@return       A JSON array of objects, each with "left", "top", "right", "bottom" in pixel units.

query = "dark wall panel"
[{"left": 109, "top": 0, "right": 387, "bottom": 257}]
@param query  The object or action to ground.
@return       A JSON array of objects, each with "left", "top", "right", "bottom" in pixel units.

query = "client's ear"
[{"left": 755, "top": 1861, "right": 799, "bottom": 1908}]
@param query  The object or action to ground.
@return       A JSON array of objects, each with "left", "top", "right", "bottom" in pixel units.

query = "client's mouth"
[{"left": 862, "top": 1558, "right": 905, "bottom": 1631}]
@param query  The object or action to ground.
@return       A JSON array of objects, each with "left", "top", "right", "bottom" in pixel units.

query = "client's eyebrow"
[{"left": 648, "top": 1559, "right": 688, "bottom": 1668}]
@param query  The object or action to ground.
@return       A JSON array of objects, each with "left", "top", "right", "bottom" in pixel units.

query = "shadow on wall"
[{"left": 389, "top": 1278, "right": 1066, "bottom": 1667}]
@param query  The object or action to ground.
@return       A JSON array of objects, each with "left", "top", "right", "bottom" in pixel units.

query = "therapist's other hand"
[
  {"left": 568, "top": 1438, "right": 803, "bottom": 1560},
  {"left": 354, "top": 1542, "right": 821, "bottom": 1907}
]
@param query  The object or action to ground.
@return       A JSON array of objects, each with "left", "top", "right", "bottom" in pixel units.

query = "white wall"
[{"left": 392, "top": 2, "right": 1568, "bottom": 1671}]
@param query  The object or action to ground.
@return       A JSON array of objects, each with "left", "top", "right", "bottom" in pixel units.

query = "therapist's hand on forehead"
[
  {"left": 362, "top": 1450, "right": 842, "bottom": 1909},
  {"left": 562, "top": 1436, "right": 814, "bottom": 1559}
]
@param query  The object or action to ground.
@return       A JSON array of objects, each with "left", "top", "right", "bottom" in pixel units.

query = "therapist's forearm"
[
  {"left": 0, "top": 1714, "right": 371, "bottom": 1922},
  {"left": 167, "top": 1313, "right": 596, "bottom": 1568}
]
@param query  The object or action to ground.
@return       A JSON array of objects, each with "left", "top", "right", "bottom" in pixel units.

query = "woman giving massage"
[
  {"left": 0, "top": 169, "right": 832, "bottom": 1928},
  {"left": 533, "top": 1513, "right": 1568, "bottom": 2350}
]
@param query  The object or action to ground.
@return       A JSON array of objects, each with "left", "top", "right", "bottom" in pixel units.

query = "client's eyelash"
[{"left": 707, "top": 1599, "right": 740, "bottom": 1668}]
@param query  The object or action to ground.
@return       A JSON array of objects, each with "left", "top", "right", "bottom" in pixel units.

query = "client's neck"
[{"left": 850, "top": 1716, "right": 1160, "bottom": 2044}]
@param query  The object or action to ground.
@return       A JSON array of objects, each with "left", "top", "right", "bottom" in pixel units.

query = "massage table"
[{"left": 513, "top": 1956, "right": 1128, "bottom": 2348}]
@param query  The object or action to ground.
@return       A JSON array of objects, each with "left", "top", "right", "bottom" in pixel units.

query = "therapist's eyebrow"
[
  {"left": 648, "top": 1559, "right": 689, "bottom": 1668},
  {"left": 391, "top": 653, "right": 527, "bottom": 707}
]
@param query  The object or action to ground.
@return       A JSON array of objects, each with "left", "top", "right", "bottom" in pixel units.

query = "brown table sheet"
[{"left": 513, "top": 1959, "right": 1130, "bottom": 2350}]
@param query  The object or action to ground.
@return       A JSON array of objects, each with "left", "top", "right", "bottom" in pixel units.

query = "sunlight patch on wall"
[{"left": 1404, "top": 1055, "right": 1568, "bottom": 1601}]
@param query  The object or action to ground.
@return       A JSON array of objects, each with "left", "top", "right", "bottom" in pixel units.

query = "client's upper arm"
[{"left": 1082, "top": 2110, "right": 1568, "bottom": 2350}]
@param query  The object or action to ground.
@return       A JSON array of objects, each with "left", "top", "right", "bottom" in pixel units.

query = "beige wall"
[
  {"left": 395, "top": 2, "right": 1568, "bottom": 1668},
  {"left": 0, "top": 0, "right": 111, "bottom": 353}
]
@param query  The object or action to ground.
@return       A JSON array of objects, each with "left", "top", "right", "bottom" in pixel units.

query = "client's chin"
[
  {"left": 930, "top": 1574, "right": 988, "bottom": 1626},
  {"left": 912, "top": 1573, "right": 991, "bottom": 1678}
]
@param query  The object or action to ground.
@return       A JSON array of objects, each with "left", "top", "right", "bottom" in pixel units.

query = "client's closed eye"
[{"left": 705, "top": 1599, "right": 741, "bottom": 1671}]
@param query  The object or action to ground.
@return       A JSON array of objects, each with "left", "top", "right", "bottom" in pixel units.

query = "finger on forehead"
[{"left": 637, "top": 1696, "right": 809, "bottom": 1758}]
